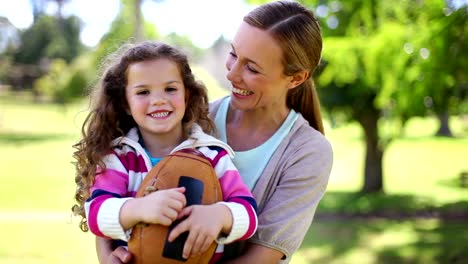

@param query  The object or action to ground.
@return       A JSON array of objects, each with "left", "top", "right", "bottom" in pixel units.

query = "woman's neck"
[{"left": 226, "top": 105, "right": 289, "bottom": 151}]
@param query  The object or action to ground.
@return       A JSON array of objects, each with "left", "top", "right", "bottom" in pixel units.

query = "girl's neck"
[
  {"left": 226, "top": 105, "right": 290, "bottom": 151},
  {"left": 139, "top": 129, "right": 186, "bottom": 158}
]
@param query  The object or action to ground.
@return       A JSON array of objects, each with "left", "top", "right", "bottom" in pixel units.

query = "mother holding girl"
[{"left": 99, "top": 1, "right": 333, "bottom": 263}]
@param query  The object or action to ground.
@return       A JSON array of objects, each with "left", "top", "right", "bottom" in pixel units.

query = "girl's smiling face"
[{"left": 125, "top": 58, "right": 186, "bottom": 140}]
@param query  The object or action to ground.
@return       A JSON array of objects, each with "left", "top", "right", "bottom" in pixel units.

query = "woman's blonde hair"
[{"left": 244, "top": 1, "right": 325, "bottom": 134}]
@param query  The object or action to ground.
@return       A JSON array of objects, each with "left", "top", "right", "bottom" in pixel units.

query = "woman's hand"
[
  {"left": 167, "top": 203, "right": 232, "bottom": 259},
  {"left": 95, "top": 237, "right": 132, "bottom": 264}
]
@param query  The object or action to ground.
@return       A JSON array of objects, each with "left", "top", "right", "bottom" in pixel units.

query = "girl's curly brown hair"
[{"left": 72, "top": 41, "right": 214, "bottom": 232}]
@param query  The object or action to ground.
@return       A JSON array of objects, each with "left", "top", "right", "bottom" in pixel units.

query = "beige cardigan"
[{"left": 209, "top": 98, "right": 333, "bottom": 263}]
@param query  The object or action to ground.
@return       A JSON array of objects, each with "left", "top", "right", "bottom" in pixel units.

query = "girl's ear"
[{"left": 288, "top": 70, "right": 310, "bottom": 89}]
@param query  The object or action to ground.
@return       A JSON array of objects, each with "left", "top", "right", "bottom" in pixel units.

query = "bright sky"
[{"left": 0, "top": 0, "right": 255, "bottom": 48}]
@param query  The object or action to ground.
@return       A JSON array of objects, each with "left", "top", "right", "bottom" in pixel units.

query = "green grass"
[
  {"left": 293, "top": 219, "right": 468, "bottom": 264},
  {"left": 1, "top": 91, "right": 467, "bottom": 263},
  {"left": 324, "top": 116, "right": 468, "bottom": 204},
  {"left": 0, "top": 219, "right": 97, "bottom": 264}
]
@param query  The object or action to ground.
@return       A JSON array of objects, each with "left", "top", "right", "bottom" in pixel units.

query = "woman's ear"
[{"left": 288, "top": 70, "right": 310, "bottom": 89}]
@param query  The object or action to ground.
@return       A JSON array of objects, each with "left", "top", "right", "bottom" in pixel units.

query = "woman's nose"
[{"left": 226, "top": 61, "right": 241, "bottom": 83}]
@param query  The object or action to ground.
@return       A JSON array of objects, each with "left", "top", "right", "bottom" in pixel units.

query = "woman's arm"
[
  {"left": 224, "top": 243, "right": 283, "bottom": 264},
  {"left": 96, "top": 237, "right": 131, "bottom": 264},
  {"left": 247, "top": 128, "right": 333, "bottom": 261}
]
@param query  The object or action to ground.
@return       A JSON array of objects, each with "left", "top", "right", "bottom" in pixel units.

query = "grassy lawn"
[
  {"left": 1, "top": 90, "right": 467, "bottom": 263},
  {"left": 293, "top": 219, "right": 468, "bottom": 264}
]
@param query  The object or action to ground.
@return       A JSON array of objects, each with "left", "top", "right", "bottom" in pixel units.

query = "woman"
[{"left": 97, "top": 1, "right": 332, "bottom": 263}]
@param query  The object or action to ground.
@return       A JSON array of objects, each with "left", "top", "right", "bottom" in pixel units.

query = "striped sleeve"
[
  {"left": 198, "top": 146, "right": 258, "bottom": 244},
  {"left": 84, "top": 150, "right": 146, "bottom": 241}
]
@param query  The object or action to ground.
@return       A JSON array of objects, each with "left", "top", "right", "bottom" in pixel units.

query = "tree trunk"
[
  {"left": 435, "top": 111, "right": 453, "bottom": 137},
  {"left": 357, "top": 107, "right": 384, "bottom": 193},
  {"left": 134, "top": 0, "right": 144, "bottom": 42}
]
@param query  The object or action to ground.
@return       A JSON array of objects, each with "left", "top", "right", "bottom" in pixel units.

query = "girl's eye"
[
  {"left": 136, "top": 90, "right": 149, "bottom": 95},
  {"left": 165, "top": 87, "right": 177, "bottom": 93}
]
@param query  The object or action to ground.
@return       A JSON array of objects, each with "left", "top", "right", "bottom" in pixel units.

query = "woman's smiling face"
[{"left": 225, "top": 22, "right": 293, "bottom": 112}]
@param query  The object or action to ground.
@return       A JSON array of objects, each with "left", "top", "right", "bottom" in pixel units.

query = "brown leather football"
[{"left": 128, "top": 148, "right": 223, "bottom": 264}]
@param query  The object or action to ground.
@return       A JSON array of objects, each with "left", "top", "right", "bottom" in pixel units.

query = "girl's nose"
[{"left": 151, "top": 91, "right": 167, "bottom": 105}]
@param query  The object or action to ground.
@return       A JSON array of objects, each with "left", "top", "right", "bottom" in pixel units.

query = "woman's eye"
[
  {"left": 229, "top": 51, "right": 237, "bottom": 58},
  {"left": 247, "top": 65, "right": 259, "bottom": 74}
]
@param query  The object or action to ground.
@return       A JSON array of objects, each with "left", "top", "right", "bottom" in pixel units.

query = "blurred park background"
[{"left": 0, "top": 0, "right": 467, "bottom": 263}]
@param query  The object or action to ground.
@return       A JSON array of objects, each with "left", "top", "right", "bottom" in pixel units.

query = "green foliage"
[
  {"left": 164, "top": 33, "right": 205, "bottom": 61},
  {"left": 32, "top": 53, "right": 94, "bottom": 104},
  {"left": 33, "top": 59, "right": 69, "bottom": 101},
  {"left": 91, "top": 0, "right": 160, "bottom": 68},
  {"left": 0, "top": 56, "right": 12, "bottom": 82},
  {"left": 314, "top": 0, "right": 467, "bottom": 120},
  {"left": 319, "top": 37, "right": 364, "bottom": 87},
  {"left": 62, "top": 68, "right": 89, "bottom": 100},
  {"left": 416, "top": 5, "right": 468, "bottom": 114},
  {"left": 12, "top": 15, "right": 83, "bottom": 64},
  {"left": 302, "top": 0, "right": 468, "bottom": 191}
]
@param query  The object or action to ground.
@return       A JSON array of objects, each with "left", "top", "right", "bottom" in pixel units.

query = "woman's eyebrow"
[{"left": 230, "top": 44, "right": 263, "bottom": 70}]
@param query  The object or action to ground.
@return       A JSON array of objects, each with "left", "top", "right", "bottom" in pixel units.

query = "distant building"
[{"left": 0, "top": 16, "right": 20, "bottom": 52}]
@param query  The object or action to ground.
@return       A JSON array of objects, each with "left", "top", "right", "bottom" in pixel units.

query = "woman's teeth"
[{"left": 232, "top": 87, "right": 253, "bottom": 96}]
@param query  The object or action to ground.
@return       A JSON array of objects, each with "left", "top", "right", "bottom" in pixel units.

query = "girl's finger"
[
  {"left": 199, "top": 235, "right": 212, "bottom": 255},
  {"left": 183, "top": 228, "right": 198, "bottom": 259},
  {"left": 168, "top": 218, "right": 189, "bottom": 242}
]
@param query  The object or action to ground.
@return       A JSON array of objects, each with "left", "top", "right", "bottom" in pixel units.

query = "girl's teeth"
[{"left": 151, "top": 112, "right": 169, "bottom": 118}]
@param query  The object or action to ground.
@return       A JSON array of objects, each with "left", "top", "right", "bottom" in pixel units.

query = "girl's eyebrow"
[
  {"left": 230, "top": 44, "right": 263, "bottom": 70},
  {"left": 130, "top": 80, "right": 182, "bottom": 89},
  {"left": 163, "top": 80, "right": 183, "bottom": 85}
]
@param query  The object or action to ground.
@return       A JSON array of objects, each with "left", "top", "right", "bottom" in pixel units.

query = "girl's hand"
[
  {"left": 120, "top": 187, "right": 186, "bottom": 229},
  {"left": 139, "top": 187, "right": 187, "bottom": 225},
  {"left": 167, "top": 203, "right": 232, "bottom": 259}
]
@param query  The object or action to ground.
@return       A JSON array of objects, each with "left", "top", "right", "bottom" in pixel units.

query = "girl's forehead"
[{"left": 126, "top": 59, "right": 183, "bottom": 85}]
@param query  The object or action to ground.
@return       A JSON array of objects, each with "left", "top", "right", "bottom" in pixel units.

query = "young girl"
[{"left": 72, "top": 41, "right": 257, "bottom": 262}]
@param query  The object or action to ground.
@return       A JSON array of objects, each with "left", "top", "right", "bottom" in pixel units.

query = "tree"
[
  {"left": 416, "top": 4, "right": 468, "bottom": 136},
  {"left": 318, "top": 25, "right": 413, "bottom": 193},
  {"left": 318, "top": 0, "right": 467, "bottom": 192},
  {"left": 91, "top": 0, "right": 159, "bottom": 68},
  {"left": 246, "top": 0, "right": 467, "bottom": 193},
  {"left": 5, "top": 14, "right": 83, "bottom": 90},
  {"left": 30, "top": 0, "right": 46, "bottom": 22}
]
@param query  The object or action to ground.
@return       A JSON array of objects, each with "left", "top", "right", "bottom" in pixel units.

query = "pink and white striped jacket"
[{"left": 84, "top": 124, "right": 257, "bottom": 262}]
